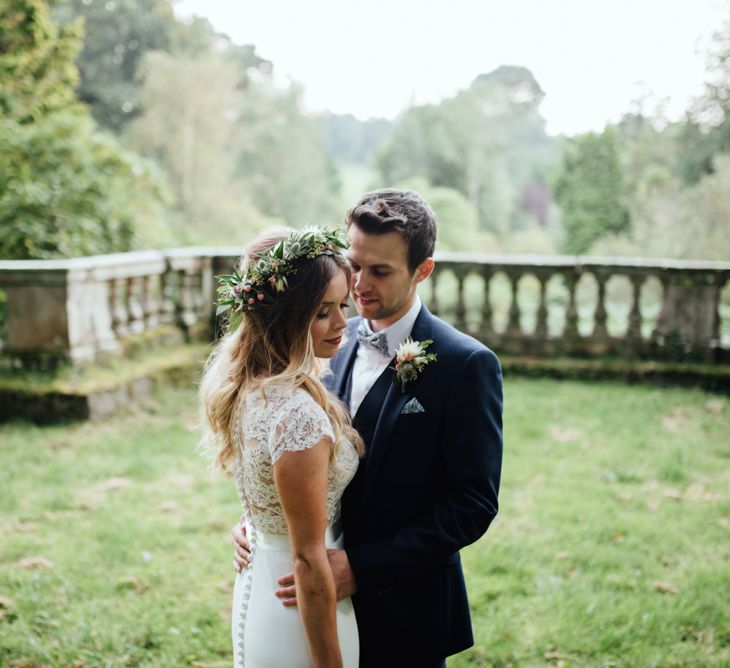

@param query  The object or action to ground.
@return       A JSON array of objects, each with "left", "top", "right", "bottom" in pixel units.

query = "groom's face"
[{"left": 346, "top": 225, "right": 429, "bottom": 330}]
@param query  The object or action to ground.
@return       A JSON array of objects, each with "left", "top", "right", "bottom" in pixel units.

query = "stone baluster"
[
  {"left": 3, "top": 250, "right": 728, "bottom": 371},
  {"left": 429, "top": 267, "right": 440, "bottom": 316},
  {"left": 535, "top": 272, "right": 549, "bottom": 339},
  {"left": 176, "top": 269, "right": 198, "bottom": 335},
  {"left": 159, "top": 270, "right": 176, "bottom": 325},
  {"left": 479, "top": 267, "right": 494, "bottom": 340},
  {"left": 198, "top": 257, "right": 214, "bottom": 319},
  {"left": 126, "top": 276, "right": 145, "bottom": 334},
  {"left": 626, "top": 274, "right": 644, "bottom": 349},
  {"left": 592, "top": 271, "right": 609, "bottom": 339},
  {"left": 454, "top": 267, "right": 468, "bottom": 331},
  {"left": 192, "top": 266, "right": 207, "bottom": 317},
  {"left": 563, "top": 271, "right": 579, "bottom": 341},
  {"left": 110, "top": 277, "right": 129, "bottom": 337},
  {"left": 651, "top": 275, "right": 669, "bottom": 345},
  {"left": 142, "top": 274, "right": 161, "bottom": 329},
  {"left": 654, "top": 271, "right": 725, "bottom": 360},
  {"left": 505, "top": 270, "right": 522, "bottom": 337},
  {"left": 710, "top": 276, "right": 726, "bottom": 357}
]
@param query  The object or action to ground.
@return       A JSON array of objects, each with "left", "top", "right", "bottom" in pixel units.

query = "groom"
[{"left": 234, "top": 189, "right": 503, "bottom": 667}]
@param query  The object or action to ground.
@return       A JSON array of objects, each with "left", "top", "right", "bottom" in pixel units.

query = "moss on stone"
[
  {"left": 0, "top": 342, "right": 210, "bottom": 397},
  {"left": 500, "top": 355, "right": 730, "bottom": 393}
]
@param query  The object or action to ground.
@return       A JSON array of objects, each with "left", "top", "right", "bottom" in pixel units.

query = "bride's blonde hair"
[{"left": 199, "top": 227, "right": 364, "bottom": 473}]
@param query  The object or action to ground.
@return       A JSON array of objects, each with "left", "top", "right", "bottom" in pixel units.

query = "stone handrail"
[
  {"left": 430, "top": 252, "right": 729, "bottom": 362},
  {"left": 0, "top": 249, "right": 728, "bottom": 367},
  {"left": 0, "top": 249, "right": 212, "bottom": 367}
]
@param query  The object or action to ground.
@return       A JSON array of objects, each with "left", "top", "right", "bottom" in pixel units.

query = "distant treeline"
[{"left": 1, "top": 0, "right": 729, "bottom": 261}]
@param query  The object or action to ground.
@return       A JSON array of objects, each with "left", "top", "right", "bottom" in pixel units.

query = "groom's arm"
[{"left": 346, "top": 346, "right": 503, "bottom": 594}]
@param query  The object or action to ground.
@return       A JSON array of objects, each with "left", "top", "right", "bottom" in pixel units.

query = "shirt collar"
[{"left": 361, "top": 295, "right": 422, "bottom": 357}]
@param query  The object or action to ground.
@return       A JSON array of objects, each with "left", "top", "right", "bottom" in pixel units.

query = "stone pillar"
[
  {"left": 535, "top": 272, "right": 549, "bottom": 340},
  {"left": 479, "top": 267, "right": 494, "bottom": 342},
  {"left": 505, "top": 271, "right": 522, "bottom": 337},
  {"left": 653, "top": 271, "right": 724, "bottom": 359},
  {"left": 454, "top": 266, "right": 468, "bottom": 332},
  {"left": 626, "top": 274, "right": 645, "bottom": 355},
  {"left": 0, "top": 251, "right": 167, "bottom": 368},
  {"left": 0, "top": 259, "right": 117, "bottom": 367},
  {"left": 429, "top": 267, "right": 441, "bottom": 317}
]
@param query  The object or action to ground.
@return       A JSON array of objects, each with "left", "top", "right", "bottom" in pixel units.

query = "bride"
[{"left": 199, "top": 226, "right": 364, "bottom": 667}]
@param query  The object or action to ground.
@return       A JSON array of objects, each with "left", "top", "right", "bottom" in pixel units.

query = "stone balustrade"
[
  {"left": 0, "top": 249, "right": 728, "bottom": 368},
  {"left": 429, "top": 253, "right": 729, "bottom": 362},
  {"left": 0, "top": 250, "right": 213, "bottom": 368}
]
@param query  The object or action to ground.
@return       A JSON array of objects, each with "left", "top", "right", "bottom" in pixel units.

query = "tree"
[
  {"left": 126, "top": 48, "right": 341, "bottom": 242},
  {"left": 53, "top": 0, "right": 272, "bottom": 132},
  {"left": 554, "top": 128, "right": 630, "bottom": 254},
  {"left": 234, "top": 83, "right": 342, "bottom": 228},
  {"left": 0, "top": 114, "right": 168, "bottom": 258},
  {"left": 124, "top": 50, "right": 273, "bottom": 244},
  {"left": 609, "top": 104, "right": 682, "bottom": 256},
  {"left": 0, "top": 0, "right": 83, "bottom": 122},
  {"left": 0, "top": 0, "right": 167, "bottom": 259},
  {"left": 395, "top": 177, "right": 481, "bottom": 252},
  {"left": 678, "top": 12, "right": 730, "bottom": 184},
  {"left": 674, "top": 154, "right": 730, "bottom": 260},
  {"left": 317, "top": 113, "right": 393, "bottom": 165},
  {"left": 376, "top": 66, "right": 558, "bottom": 242},
  {"left": 53, "top": 0, "right": 173, "bottom": 131}
]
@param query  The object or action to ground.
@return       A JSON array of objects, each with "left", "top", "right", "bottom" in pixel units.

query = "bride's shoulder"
[{"left": 244, "top": 381, "right": 320, "bottom": 414}]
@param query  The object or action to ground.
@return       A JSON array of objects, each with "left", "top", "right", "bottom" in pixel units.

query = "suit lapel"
[
  {"left": 362, "top": 304, "right": 435, "bottom": 494},
  {"left": 333, "top": 321, "right": 360, "bottom": 404}
]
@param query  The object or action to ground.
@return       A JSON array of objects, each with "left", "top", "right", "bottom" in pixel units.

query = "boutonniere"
[{"left": 392, "top": 337, "right": 437, "bottom": 393}]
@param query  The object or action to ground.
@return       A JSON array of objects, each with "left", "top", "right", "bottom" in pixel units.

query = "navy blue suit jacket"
[{"left": 326, "top": 303, "right": 503, "bottom": 666}]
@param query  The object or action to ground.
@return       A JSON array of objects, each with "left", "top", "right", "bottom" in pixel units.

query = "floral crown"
[{"left": 216, "top": 226, "right": 348, "bottom": 327}]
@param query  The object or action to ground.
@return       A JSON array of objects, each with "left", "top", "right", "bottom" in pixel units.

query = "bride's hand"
[
  {"left": 231, "top": 516, "right": 251, "bottom": 572},
  {"left": 275, "top": 548, "right": 357, "bottom": 606}
]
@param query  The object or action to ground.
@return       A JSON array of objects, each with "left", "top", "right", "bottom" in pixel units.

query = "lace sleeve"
[{"left": 268, "top": 389, "right": 334, "bottom": 464}]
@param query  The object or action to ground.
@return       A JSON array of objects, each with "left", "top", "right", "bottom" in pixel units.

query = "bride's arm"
[{"left": 274, "top": 437, "right": 343, "bottom": 668}]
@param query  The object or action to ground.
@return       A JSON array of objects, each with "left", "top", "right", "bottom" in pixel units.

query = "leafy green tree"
[
  {"left": 610, "top": 105, "right": 682, "bottom": 256},
  {"left": 591, "top": 153, "right": 730, "bottom": 261},
  {"left": 53, "top": 0, "right": 177, "bottom": 131},
  {"left": 673, "top": 154, "right": 730, "bottom": 260},
  {"left": 0, "top": 0, "right": 167, "bottom": 259},
  {"left": 396, "top": 177, "right": 481, "bottom": 252},
  {"left": 376, "top": 66, "right": 558, "bottom": 241},
  {"left": 53, "top": 0, "right": 272, "bottom": 132},
  {"left": 317, "top": 113, "right": 393, "bottom": 165},
  {"left": 554, "top": 128, "right": 630, "bottom": 254},
  {"left": 678, "top": 13, "right": 730, "bottom": 184},
  {"left": 235, "top": 83, "right": 341, "bottom": 228},
  {"left": 124, "top": 50, "right": 274, "bottom": 244},
  {"left": 0, "top": 114, "right": 168, "bottom": 258},
  {"left": 0, "top": 0, "right": 83, "bottom": 122}
]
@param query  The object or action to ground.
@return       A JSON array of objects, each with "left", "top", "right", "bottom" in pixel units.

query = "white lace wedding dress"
[{"left": 231, "top": 383, "right": 360, "bottom": 667}]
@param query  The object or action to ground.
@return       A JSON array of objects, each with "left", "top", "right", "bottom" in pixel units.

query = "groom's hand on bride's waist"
[
  {"left": 231, "top": 517, "right": 251, "bottom": 572},
  {"left": 275, "top": 549, "right": 357, "bottom": 607},
  {"left": 231, "top": 519, "right": 357, "bottom": 605}
]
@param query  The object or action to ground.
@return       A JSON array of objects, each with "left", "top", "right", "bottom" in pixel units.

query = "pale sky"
[{"left": 173, "top": 0, "right": 728, "bottom": 136}]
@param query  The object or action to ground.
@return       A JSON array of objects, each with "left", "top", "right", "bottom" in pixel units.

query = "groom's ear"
[{"left": 415, "top": 257, "right": 435, "bottom": 283}]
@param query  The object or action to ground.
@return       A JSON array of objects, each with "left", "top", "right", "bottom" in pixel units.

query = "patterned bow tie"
[{"left": 356, "top": 322, "right": 390, "bottom": 357}]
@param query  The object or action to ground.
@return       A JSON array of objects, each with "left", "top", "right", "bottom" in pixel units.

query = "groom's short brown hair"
[{"left": 345, "top": 189, "right": 437, "bottom": 273}]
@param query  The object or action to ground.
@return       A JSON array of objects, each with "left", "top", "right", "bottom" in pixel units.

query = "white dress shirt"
[{"left": 349, "top": 296, "right": 422, "bottom": 415}]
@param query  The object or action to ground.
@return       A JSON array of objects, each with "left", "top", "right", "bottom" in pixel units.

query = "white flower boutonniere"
[{"left": 393, "top": 337, "right": 437, "bottom": 393}]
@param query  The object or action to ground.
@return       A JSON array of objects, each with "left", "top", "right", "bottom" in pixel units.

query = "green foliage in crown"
[{"left": 216, "top": 226, "right": 348, "bottom": 329}]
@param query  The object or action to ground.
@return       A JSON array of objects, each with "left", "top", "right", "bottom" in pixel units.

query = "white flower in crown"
[{"left": 392, "top": 337, "right": 437, "bottom": 393}]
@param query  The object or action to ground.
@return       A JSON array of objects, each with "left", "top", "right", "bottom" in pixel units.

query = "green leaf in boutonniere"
[{"left": 392, "top": 337, "right": 437, "bottom": 393}]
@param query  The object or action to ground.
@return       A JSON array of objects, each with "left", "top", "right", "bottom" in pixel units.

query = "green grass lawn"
[{"left": 1, "top": 379, "right": 728, "bottom": 667}]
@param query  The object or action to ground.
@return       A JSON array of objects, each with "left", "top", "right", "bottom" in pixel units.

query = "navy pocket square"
[{"left": 401, "top": 397, "right": 425, "bottom": 415}]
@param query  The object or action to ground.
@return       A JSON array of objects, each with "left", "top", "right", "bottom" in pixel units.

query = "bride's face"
[{"left": 310, "top": 268, "right": 350, "bottom": 358}]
